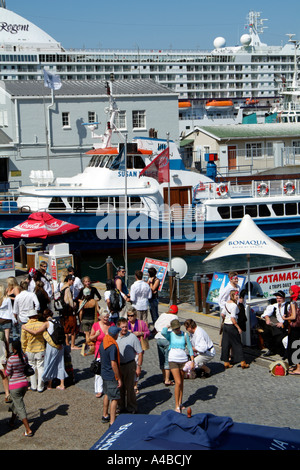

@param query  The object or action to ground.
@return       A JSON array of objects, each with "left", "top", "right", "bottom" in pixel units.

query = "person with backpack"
[
  {"left": 22, "top": 310, "right": 67, "bottom": 390},
  {"left": 105, "top": 279, "right": 125, "bottom": 323}
]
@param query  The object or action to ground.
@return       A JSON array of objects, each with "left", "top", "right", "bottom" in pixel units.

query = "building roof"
[
  {"left": 0, "top": 79, "right": 178, "bottom": 99},
  {"left": 192, "top": 123, "right": 300, "bottom": 140}
]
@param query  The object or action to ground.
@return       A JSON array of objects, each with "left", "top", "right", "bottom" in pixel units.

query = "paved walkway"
[{"left": 1, "top": 275, "right": 300, "bottom": 450}]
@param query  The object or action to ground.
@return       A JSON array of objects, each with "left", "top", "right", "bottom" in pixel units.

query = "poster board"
[
  {"left": 249, "top": 267, "right": 300, "bottom": 300},
  {"left": 206, "top": 272, "right": 246, "bottom": 305},
  {"left": 0, "top": 245, "right": 15, "bottom": 279},
  {"left": 141, "top": 258, "right": 169, "bottom": 292}
]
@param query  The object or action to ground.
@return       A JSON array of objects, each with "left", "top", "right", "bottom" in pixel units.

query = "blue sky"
[{"left": 5, "top": 0, "right": 300, "bottom": 50}]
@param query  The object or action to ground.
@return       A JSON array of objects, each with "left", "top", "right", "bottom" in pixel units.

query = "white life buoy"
[
  {"left": 283, "top": 181, "right": 295, "bottom": 195},
  {"left": 216, "top": 183, "right": 228, "bottom": 197},
  {"left": 257, "top": 182, "right": 269, "bottom": 196}
]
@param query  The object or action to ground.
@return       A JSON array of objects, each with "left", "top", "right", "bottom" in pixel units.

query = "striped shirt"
[
  {"left": 5, "top": 353, "right": 29, "bottom": 390},
  {"left": 21, "top": 318, "right": 46, "bottom": 353}
]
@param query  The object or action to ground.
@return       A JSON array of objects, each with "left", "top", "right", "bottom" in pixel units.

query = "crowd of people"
[{"left": 2, "top": 260, "right": 300, "bottom": 435}]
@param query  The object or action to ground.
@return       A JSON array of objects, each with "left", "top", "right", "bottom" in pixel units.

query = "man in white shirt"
[
  {"left": 218, "top": 271, "right": 240, "bottom": 316},
  {"left": 38, "top": 261, "right": 54, "bottom": 299},
  {"left": 67, "top": 266, "right": 83, "bottom": 300},
  {"left": 260, "top": 290, "right": 289, "bottom": 357},
  {"left": 13, "top": 280, "right": 40, "bottom": 334},
  {"left": 130, "top": 270, "right": 152, "bottom": 322},
  {"left": 184, "top": 319, "right": 215, "bottom": 377}
]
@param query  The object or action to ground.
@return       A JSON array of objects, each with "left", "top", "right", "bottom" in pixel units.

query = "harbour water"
[{"left": 79, "top": 239, "right": 300, "bottom": 304}]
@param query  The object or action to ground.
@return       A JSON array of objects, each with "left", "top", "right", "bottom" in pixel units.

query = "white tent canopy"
[{"left": 203, "top": 214, "right": 294, "bottom": 345}]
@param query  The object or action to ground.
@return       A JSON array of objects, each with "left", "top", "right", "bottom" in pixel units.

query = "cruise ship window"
[
  {"left": 258, "top": 204, "right": 271, "bottom": 217},
  {"left": 231, "top": 206, "right": 244, "bottom": 219},
  {"left": 245, "top": 205, "right": 258, "bottom": 218},
  {"left": 217, "top": 206, "right": 230, "bottom": 219},
  {"left": 272, "top": 204, "right": 284, "bottom": 216},
  {"left": 285, "top": 203, "right": 297, "bottom": 216},
  {"left": 48, "top": 197, "right": 66, "bottom": 211}
]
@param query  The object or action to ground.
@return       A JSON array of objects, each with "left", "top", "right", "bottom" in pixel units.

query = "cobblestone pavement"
[{"left": 1, "top": 295, "right": 300, "bottom": 450}]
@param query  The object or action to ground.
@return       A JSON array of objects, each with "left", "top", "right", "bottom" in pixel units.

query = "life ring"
[
  {"left": 257, "top": 182, "right": 269, "bottom": 196},
  {"left": 216, "top": 183, "right": 228, "bottom": 197},
  {"left": 283, "top": 181, "right": 295, "bottom": 195}
]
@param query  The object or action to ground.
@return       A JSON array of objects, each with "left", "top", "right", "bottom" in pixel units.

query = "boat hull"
[{"left": 1, "top": 211, "right": 300, "bottom": 253}]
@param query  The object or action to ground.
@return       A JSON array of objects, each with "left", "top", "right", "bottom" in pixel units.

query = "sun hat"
[
  {"left": 108, "top": 326, "right": 121, "bottom": 337},
  {"left": 168, "top": 305, "right": 178, "bottom": 314},
  {"left": 170, "top": 319, "right": 181, "bottom": 330}
]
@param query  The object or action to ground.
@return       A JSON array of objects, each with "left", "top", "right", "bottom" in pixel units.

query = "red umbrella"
[{"left": 2, "top": 212, "right": 79, "bottom": 239}]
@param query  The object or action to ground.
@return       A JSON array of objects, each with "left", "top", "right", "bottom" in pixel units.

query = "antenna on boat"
[{"left": 0, "top": 1, "right": 6, "bottom": 8}]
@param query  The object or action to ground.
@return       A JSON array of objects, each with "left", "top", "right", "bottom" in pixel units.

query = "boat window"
[
  {"left": 133, "top": 156, "right": 146, "bottom": 169},
  {"left": 99, "top": 156, "right": 110, "bottom": 167},
  {"left": 88, "top": 156, "right": 97, "bottom": 167},
  {"left": 285, "top": 203, "right": 297, "bottom": 216},
  {"left": 258, "top": 204, "right": 271, "bottom": 217},
  {"left": 67, "top": 197, "right": 83, "bottom": 211},
  {"left": 217, "top": 206, "right": 231, "bottom": 219},
  {"left": 83, "top": 197, "right": 99, "bottom": 211},
  {"left": 245, "top": 205, "right": 257, "bottom": 218},
  {"left": 272, "top": 204, "right": 284, "bottom": 216},
  {"left": 129, "top": 197, "right": 143, "bottom": 209},
  {"left": 48, "top": 197, "right": 66, "bottom": 211},
  {"left": 231, "top": 206, "right": 244, "bottom": 219}
]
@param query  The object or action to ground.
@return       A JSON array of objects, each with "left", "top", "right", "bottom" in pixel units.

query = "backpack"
[
  {"left": 49, "top": 318, "right": 65, "bottom": 345},
  {"left": 109, "top": 288, "right": 125, "bottom": 312}
]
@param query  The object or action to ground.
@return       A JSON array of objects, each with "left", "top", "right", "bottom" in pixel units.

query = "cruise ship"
[{"left": 0, "top": 4, "right": 299, "bottom": 124}]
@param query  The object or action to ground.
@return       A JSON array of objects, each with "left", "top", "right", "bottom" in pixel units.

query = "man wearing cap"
[
  {"left": 184, "top": 319, "right": 215, "bottom": 377},
  {"left": 116, "top": 317, "right": 143, "bottom": 414},
  {"left": 100, "top": 325, "right": 122, "bottom": 426},
  {"left": 21, "top": 309, "right": 46, "bottom": 392},
  {"left": 260, "top": 290, "right": 289, "bottom": 357}
]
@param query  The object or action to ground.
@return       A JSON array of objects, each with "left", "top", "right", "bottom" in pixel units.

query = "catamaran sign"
[{"left": 250, "top": 267, "right": 300, "bottom": 299}]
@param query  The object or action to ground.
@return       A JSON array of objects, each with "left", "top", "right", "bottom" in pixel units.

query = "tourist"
[
  {"left": 184, "top": 318, "right": 215, "bottom": 377},
  {"left": 114, "top": 266, "right": 130, "bottom": 306},
  {"left": 34, "top": 280, "right": 51, "bottom": 317},
  {"left": 78, "top": 287, "right": 100, "bottom": 344},
  {"left": 127, "top": 307, "right": 150, "bottom": 395},
  {"left": 38, "top": 261, "right": 54, "bottom": 299},
  {"left": 104, "top": 279, "right": 125, "bottom": 322},
  {"left": 76, "top": 276, "right": 101, "bottom": 302},
  {"left": 147, "top": 267, "right": 160, "bottom": 324},
  {"left": 22, "top": 310, "right": 67, "bottom": 390},
  {"left": 283, "top": 285, "right": 300, "bottom": 375},
  {"left": 161, "top": 319, "right": 195, "bottom": 413},
  {"left": 218, "top": 271, "right": 240, "bottom": 315},
  {"left": 130, "top": 270, "right": 152, "bottom": 323},
  {"left": 21, "top": 309, "right": 46, "bottom": 392},
  {"left": 0, "top": 284, "right": 15, "bottom": 354},
  {"left": 260, "top": 290, "right": 289, "bottom": 357},
  {"left": 100, "top": 325, "right": 122, "bottom": 426},
  {"left": 60, "top": 275, "right": 80, "bottom": 350},
  {"left": 5, "top": 339, "right": 33, "bottom": 437},
  {"left": 154, "top": 305, "right": 179, "bottom": 386},
  {"left": 67, "top": 266, "right": 83, "bottom": 299},
  {"left": 117, "top": 317, "right": 143, "bottom": 414},
  {"left": 90, "top": 309, "right": 115, "bottom": 398},
  {"left": 13, "top": 280, "right": 40, "bottom": 338},
  {"left": 220, "top": 290, "right": 249, "bottom": 369},
  {"left": 0, "top": 329, "right": 11, "bottom": 403}
]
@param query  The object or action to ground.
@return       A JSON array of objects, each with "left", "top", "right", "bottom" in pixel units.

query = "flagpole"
[
  {"left": 124, "top": 133, "right": 128, "bottom": 285},
  {"left": 167, "top": 132, "right": 172, "bottom": 272}
]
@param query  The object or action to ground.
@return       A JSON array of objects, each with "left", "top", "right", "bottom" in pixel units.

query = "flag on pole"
[
  {"left": 43, "top": 68, "right": 62, "bottom": 90},
  {"left": 111, "top": 147, "right": 126, "bottom": 171},
  {"left": 139, "top": 147, "right": 170, "bottom": 183}
]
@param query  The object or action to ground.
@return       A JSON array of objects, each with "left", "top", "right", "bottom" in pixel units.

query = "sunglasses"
[{"left": 127, "top": 314, "right": 135, "bottom": 317}]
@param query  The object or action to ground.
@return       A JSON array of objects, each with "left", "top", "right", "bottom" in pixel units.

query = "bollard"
[
  {"left": 168, "top": 268, "right": 177, "bottom": 306},
  {"left": 201, "top": 275, "right": 210, "bottom": 314},
  {"left": 19, "top": 239, "right": 26, "bottom": 268},
  {"left": 193, "top": 273, "right": 202, "bottom": 312},
  {"left": 106, "top": 256, "right": 114, "bottom": 281}
]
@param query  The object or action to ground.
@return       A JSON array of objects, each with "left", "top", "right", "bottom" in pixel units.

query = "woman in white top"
[
  {"left": 220, "top": 290, "right": 249, "bottom": 370},
  {"left": 154, "top": 305, "right": 179, "bottom": 386},
  {"left": 0, "top": 285, "right": 16, "bottom": 353}
]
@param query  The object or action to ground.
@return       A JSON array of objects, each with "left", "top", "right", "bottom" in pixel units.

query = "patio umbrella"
[
  {"left": 2, "top": 211, "right": 79, "bottom": 239},
  {"left": 203, "top": 214, "right": 294, "bottom": 344}
]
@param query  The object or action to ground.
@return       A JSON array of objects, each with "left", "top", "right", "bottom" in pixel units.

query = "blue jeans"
[
  {"left": 156, "top": 337, "right": 170, "bottom": 370},
  {"left": 149, "top": 298, "right": 159, "bottom": 324}
]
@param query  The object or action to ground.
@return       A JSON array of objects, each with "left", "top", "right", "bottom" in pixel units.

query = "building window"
[
  {"left": 115, "top": 110, "right": 126, "bottom": 129},
  {"left": 88, "top": 111, "right": 96, "bottom": 123},
  {"left": 132, "top": 110, "right": 146, "bottom": 129},
  {"left": 62, "top": 112, "right": 70, "bottom": 128},
  {"left": 245, "top": 142, "right": 262, "bottom": 158}
]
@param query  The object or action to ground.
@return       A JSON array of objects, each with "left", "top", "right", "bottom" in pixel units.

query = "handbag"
[
  {"left": 24, "top": 363, "right": 35, "bottom": 377},
  {"left": 90, "top": 345, "right": 101, "bottom": 375},
  {"left": 138, "top": 321, "right": 149, "bottom": 350}
]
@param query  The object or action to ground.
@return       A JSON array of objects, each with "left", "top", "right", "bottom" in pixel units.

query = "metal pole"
[{"left": 167, "top": 132, "right": 171, "bottom": 272}]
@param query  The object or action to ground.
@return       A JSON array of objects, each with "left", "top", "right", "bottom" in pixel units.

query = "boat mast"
[{"left": 0, "top": 1, "right": 6, "bottom": 8}]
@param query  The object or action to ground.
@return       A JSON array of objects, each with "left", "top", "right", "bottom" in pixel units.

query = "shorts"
[
  {"left": 168, "top": 361, "right": 185, "bottom": 370},
  {"left": 103, "top": 379, "right": 121, "bottom": 401},
  {"left": 81, "top": 319, "right": 94, "bottom": 332}
]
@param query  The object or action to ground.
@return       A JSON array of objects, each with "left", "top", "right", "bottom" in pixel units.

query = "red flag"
[{"left": 139, "top": 147, "right": 169, "bottom": 183}]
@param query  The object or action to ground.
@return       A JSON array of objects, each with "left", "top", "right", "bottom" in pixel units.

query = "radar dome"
[
  {"left": 240, "top": 34, "right": 251, "bottom": 46},
  {"left": 213, "top": 37, "right": 226, "bottom": 49}
]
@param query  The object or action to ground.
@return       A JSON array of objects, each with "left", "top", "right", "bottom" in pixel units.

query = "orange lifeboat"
[
  {"left": 178, "top": 101, "right": 192, "bottom": 109},
  {"left": 205, "top": 100, "right": 234, "bottom": 111},
  {"left": 245, "top": 98, "right": 259, "bottom": 105}
]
